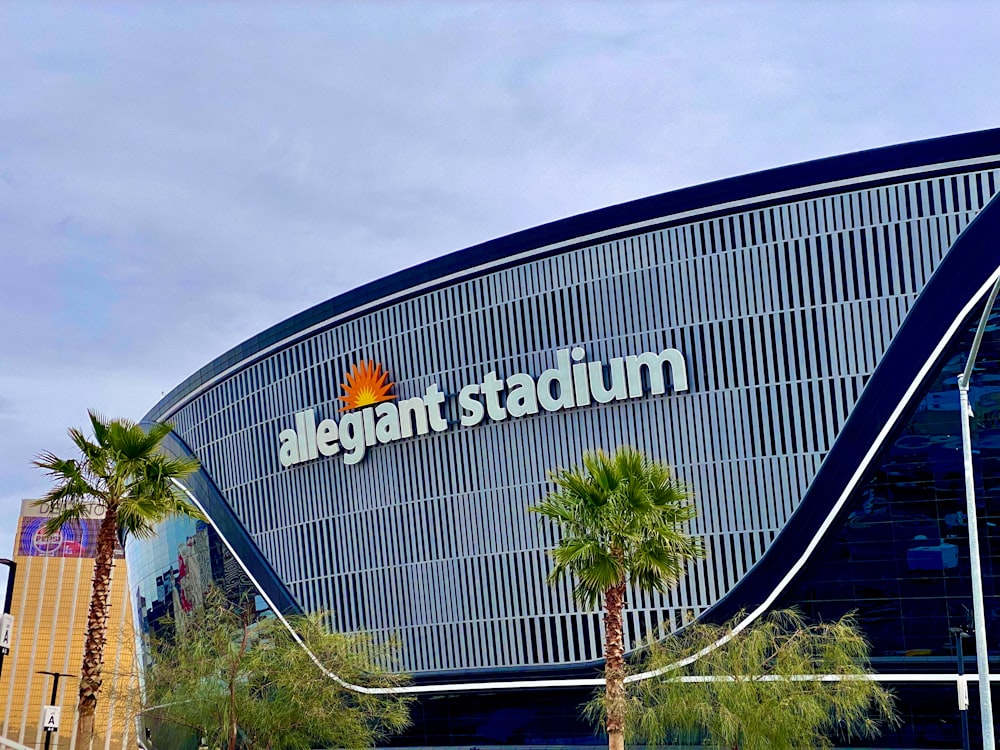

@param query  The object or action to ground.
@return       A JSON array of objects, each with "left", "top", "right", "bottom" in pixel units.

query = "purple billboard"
[{"left": 17, "top": 516, "right": 124, "bottom": 558}]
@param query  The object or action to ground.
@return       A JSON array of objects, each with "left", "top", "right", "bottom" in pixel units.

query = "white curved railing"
[{"left": 164, "top": 267, "right": 1000, "bottom": 696}]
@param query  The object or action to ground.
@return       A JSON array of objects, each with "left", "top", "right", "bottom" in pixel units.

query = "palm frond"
[
  {"left": 532, "top": 445, "right": 702, "bottom": 612},
  {"left": 35, "top": 413, "right": 202, "bottom": 542},
  {"left": 39, "top": 502, "right": 94, "bottom": 536}
]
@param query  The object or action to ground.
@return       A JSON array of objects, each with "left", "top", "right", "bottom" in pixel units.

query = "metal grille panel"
[{"left": 162, "top": 167, "right": 1000, "bottom": 673}]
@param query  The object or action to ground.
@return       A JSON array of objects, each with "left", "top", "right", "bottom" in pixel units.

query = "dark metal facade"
[{"left": 129, "top": 131, "right": 1000, "bottom": 682}]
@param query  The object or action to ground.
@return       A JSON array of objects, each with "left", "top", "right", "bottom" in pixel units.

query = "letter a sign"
[
  {"left": 42, "top": 705, "right": 61, "bottom": 733},
  {"left": 0, "top": 613, "right": 11, "bottom": 655}
]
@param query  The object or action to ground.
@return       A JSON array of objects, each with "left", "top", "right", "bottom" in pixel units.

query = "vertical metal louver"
[{"left": 164, "top": 165, "right": 1000, "bottom": 674}]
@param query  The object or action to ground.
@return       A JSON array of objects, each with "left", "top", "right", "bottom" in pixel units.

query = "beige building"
[{"left": 1, "top": 501, "right": 137, "bottom": 750}]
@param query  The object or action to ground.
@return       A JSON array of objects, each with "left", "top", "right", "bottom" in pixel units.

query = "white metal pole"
[
  {"left": 959, "top": 379, "right": 996, "bottom": 748},
  {"left": 957, "top": 275, "right": 1000, "bottom": 749}
]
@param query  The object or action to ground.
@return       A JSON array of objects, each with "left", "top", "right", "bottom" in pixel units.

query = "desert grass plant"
[
  {"left": 147, "top": 589, "right": 413, "bottom": 750},
  {"left": 601, "top": 608, "right": 899, "bottom": 750}
]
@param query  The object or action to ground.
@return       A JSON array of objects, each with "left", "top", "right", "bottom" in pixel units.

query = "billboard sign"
[{"left": 17, "top": 516, "right": 123, "bottom": 559}]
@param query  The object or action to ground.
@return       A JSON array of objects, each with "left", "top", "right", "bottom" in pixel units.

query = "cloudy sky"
[{"left": 1, "top": 1, "right": 998, "bottom": 570}]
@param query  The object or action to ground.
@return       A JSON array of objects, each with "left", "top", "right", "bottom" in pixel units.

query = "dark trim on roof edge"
[
  {"left": 146, "top": 128, "right": 1000, "bottom": 422},
  {"left": 701, "top": 190, "right": 1000, "bottom": 625}
]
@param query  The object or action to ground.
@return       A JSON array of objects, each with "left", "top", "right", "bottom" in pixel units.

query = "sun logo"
[{"left": 338, "top": 361, "right": 397, "bottom": 412}]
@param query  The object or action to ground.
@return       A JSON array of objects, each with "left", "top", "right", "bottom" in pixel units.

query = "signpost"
[
  {"left": 0, "top": 559, "right": 15, "bottom": 681},
  {"left": 37, "top": 672, "right": 74, "bottom": 750},
  {"left": 41, "top": 706, "right": 61, "bottom": 733},
  {"left": 0, "top": 614, "right": 12, "bottom": 655}
]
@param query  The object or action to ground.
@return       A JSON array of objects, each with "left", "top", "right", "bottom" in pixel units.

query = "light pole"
[
  {"left": 37, "top": 671, "right": 74, "bottom": 750},
  {"left": 957, "top": 275, "right": 1000, "bottom": 749},
  {"left": 0, "top": 558, "right": 16, "bottom": 682}
]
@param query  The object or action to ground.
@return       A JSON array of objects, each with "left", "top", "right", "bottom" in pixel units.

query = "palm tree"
[
  {"left": 531, "top": 446, "right": 702, "bottom": 750},
  {"left": 34, "top": 411, "right": 202, "bottom": 748}
]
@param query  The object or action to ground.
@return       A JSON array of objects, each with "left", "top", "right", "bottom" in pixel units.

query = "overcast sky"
[{"left": 1, "top": 1, "right": 999, "bottom": 570}]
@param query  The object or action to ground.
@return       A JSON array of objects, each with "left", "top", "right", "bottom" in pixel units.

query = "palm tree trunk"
[
  {"left": 604, "top": 580, "right": 627, "bottom": 750},
  {"left": 77, "top": 505, "right": 118, "bottom": 749},
  {"left": 228, "top": 619, "right": 250, "bottom": 750}
]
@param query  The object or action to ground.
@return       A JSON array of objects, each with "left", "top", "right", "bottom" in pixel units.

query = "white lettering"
[
  {"left": 339, "top": 412, "right": 366, "bottom": 465},
  {"left": 482, "top": 371, "right": 507, "bottom": 421},
  {"left": 458, "top": 384, "right": 485, "bottom": 426},
  {"left": 304, "top": 409, "right": 318, "bottom": 459},
  {"left": 626, "top": 349, "right": 688, "bottom": 397},
  {"left": 316, "top": 419, "right": 340, "bottom": 456},
  {"left": 278, "top": 429, "right": 300, "bottom": 467},
  {"left": 275, "top": 347, "right": 689, "bottom": 468},
  {"left": 506, "top": 373, "right": 538, "bottom": 418},
  {"left": 571, "top": 347, "right": 590, "bottom": 407},
  {"left": 424, "top": 384, "right": 449, "bottom": 432},
  {"left": 399, "top": 396, "right": 429, "bottom": 438},
  {"left": 295, "top": 411, "right": 309, "bottom": 461},
  {"left": 537, "top": 349, "right": 575, "bottom": 412},
  {"left": 362, "top": 407, "right": 378, "bottom": 447},
  {"left": 375, "top": 402, "right": 402, "bottom": 443},
  {"left": 589, "top": 358, "right": 628, "bottom": 403}
]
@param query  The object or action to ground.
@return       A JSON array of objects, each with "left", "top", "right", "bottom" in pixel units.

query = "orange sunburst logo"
[{"left": 338, "top": 361, "right": 397, "bottom": 412}]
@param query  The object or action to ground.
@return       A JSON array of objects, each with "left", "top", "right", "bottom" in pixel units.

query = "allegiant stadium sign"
[{"left": 278, "top": 346, "right": 688, "bottom": 468}]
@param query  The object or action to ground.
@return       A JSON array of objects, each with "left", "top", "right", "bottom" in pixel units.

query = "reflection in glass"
[
  {"left": 128, "top": 516, "right": 265, "bottom": 671},
  {"left": 774, "top": 307, "right": 1000, "bottom": 747}
]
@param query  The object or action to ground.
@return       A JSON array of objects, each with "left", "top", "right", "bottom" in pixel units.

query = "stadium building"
[{"left": 128, "top": 129, "right": 1000, "bottom": 747}]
